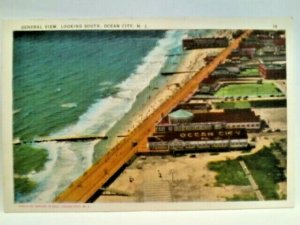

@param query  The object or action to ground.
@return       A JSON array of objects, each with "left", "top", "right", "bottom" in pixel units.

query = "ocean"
[{"left": 13, "top": 29, "right": 191, "bottom": 202}]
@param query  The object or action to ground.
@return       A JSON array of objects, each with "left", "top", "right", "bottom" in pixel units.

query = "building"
[
  {"left": 204, "top": 54, "right": 217, "bottom": 63},
  {"left": 155, "top": 109, "right": 261, "bottom": 134},
  {"left": 232, "top": 30, "right": 244, "bottom": 38},
  {"left": 239, "top": 39, "right": 262, "bottom": 49},
  {"left": 168, "top": 109, "right": 194, "bottom": 124},
  {"left": 259, "top": 63, "right": 286, "bottom": 79},
  {"left": 252, "top": 30, "right": 285, "bottom": 37},
  {"left": 210, "top": 67, "right": 241, "bottom": 78},
  {"left": 182, "top": 37, "right": 228, "bottom": 50},
  {"left": 174, "top": 102, "right": 211, "bottom": 113},
  {"left": 197, "top": 84, "right": 214, "bottom": 94},
  {"left": 148, "top": 129, "right": 249, "bottom": 152},
  {"left": 230, "top": 48, "right": 256, "bottom": 59},
  {"left": 149, "top": 109, "right": 258, "bottom": 152}
]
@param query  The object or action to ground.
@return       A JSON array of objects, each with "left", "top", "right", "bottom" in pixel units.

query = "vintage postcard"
[{"left": 1, "top": 18, "right": 294, "bottom": 212}]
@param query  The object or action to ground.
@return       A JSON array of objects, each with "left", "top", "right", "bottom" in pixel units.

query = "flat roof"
[
  {"left": 260, "top": 63, "right": 286, "bottom": 70},
  {"left": 159, "top": 109, "right": 260, "bottom": 125}
]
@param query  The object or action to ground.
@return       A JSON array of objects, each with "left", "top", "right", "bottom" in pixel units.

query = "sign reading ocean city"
[
  {"left": 178, "top": 130, "right": 243, "bottom": 139},
  {"left": 4, "top": 19, "right": 291, "bottom": 212}
]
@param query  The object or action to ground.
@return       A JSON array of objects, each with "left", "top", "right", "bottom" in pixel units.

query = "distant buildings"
[
  {"left": 182, "top": 37, "right": 228, "bottom": 50},
  {"left": 150, "top": 29, "right": 286, "bottom": 153},
  {"left": 174, "top": 102, "right": 211, "bottom": 112},
  {"left": 259, "top": 63, "right": 286, "bottom": 79},
  {"left": 218, "top": 30, "right": 286, "bottom": 80}
]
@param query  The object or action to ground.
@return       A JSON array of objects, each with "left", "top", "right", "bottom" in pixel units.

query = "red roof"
[{"left": 159, "top": 109, "right": 260, "bottom": 125}]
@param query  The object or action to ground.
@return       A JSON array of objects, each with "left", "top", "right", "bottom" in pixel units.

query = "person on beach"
[{"left": 158, "top": 170, "right": 162, "bottom": 178}]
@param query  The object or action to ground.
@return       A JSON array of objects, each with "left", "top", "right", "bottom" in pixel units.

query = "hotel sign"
[{"left": 166, "top": 129, "right": 247, "bottom": 140}]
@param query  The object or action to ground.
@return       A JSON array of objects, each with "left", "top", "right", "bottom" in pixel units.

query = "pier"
[
  {"left": 54, "top": 30, "right": 252, "bottom": 203},
  {"left": 13, "top": 135, "right": 108, "bottom": 145}
]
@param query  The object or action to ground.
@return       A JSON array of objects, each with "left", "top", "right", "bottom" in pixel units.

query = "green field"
[
  {"left": 208, "top": 160, "right": 249, "bottom": 186},
  {"left": 214, "top": 83, "right": 282, "bottom": 97},
  {"left": 208, "top": 140, "right": 287, "bottom": 200},
  {"left": 239, "top": 68, "right": 260, "bottom": 76},
  {"left": 215, "top": 101, "right": 251, "bottom": 109},
  {"left": 242, "top": 145, "right": 286, "bottom": 200}
]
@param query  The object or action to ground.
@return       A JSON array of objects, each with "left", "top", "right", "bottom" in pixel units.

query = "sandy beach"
[
  {"left": 56, "top": 29, "right": 287, "bottom": 203},
  {"left": 93, "top": 46, "right": 227, "bottom": 159},
  {"left": 96, "top": 131, "right": 286, "bottom": 202},
  {"left": 93, "top": 30, "right": 235, "bottom": 160}
]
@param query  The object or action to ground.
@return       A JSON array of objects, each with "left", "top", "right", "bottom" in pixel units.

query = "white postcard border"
[{"left": 1, "top": 18, "right": 295, "bottom": 212}]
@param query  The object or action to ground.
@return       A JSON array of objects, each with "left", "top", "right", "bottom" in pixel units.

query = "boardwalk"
[{"left": 54, "top": 30, "right": 252, "bottom": 203}]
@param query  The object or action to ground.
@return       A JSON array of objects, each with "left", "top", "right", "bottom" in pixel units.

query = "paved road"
[{"left": 54, "top": 30, "right": 252, "bottom": 203}]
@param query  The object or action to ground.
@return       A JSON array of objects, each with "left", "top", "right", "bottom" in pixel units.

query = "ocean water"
[
  {"left": 13, "top": 29, "right": 188, "bottom": 202},
  {"left": 13, "top": 30, "right": 166, "bottom": 139}
]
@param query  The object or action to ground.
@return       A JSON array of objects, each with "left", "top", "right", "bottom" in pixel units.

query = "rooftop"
[
  {"left": 169, "top": 109, "right": 194, "bottom": 119},
  {"left": 261, "top": 63, "right": 286, "bottom": 70},
  {"left": 160, "top": 109, "right": 260, "bottom": 125}
]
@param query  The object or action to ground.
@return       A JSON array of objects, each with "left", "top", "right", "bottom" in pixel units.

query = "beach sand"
[
  {"left": 93, "top": 46, "right": 226, "bottom": 160},
  {"left": 253, "top": 107, "right": 287, "bottom": 131},
  {"left": 95, "top": 131, "right": 286, "bottom": 202},
  {"left": 93, "top": 30, "right": 237, "bottom": 161}
]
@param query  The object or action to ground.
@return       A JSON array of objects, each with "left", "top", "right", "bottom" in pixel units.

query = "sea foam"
[{"left": 19, "top": 30, "right": 186, "bottom": 203}]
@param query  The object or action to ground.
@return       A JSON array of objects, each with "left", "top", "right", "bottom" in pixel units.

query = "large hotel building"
[
  {"left": 148, "top": 109, "right": 261, "bottom": 152},
  {"left": 155, "top": 109, "right": 261, "bottom": 133}
]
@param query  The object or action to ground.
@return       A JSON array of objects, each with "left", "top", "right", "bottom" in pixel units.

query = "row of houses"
[
  {"left": 207, "top": 30, "right": 287, "bottom": 80},
  {"left": 148, "top": 30, "right": 286, "bottom": 153},
  {"left": 182, "top": 37, "right": 229, "bottom": 50}
]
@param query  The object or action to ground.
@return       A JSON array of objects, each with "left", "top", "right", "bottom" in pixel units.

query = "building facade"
[
  {"left": 259, "top": 63, "right": 286, "bottom": 79},
  {"left": 155, "top": 109, "right": 261, "bottom": 134},
  {"left": 148, "top": 129, "right": 249, "bottom": 152},
  {"left": 182, "top": 37, "right": 228, "bottom": 50}
]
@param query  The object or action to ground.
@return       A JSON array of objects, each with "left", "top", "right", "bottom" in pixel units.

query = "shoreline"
[
  {"left": 93, "top": 31, "right": 232, "bottom": 161},
  {"left": 54, "top": 30, "right": 252, "bottom": 202}
]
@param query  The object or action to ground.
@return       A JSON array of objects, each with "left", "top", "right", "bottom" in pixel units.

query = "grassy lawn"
[
  {"left": 239, "top": 68, "right": 260, "bottom": 76},
  {"left": 208, "top": 140, "right": 287, "bottom": 200},
  {"left": 208, "top": 160, "right": 249, "bottom": 186},
  {"left": 241, "top": 146, "right": 286, "bottom": 200},
  {"left": 214, "top": 83, "right": 282, "bottom": 97},
  {"left": 13, "top": 144, "right": 48, "bottom": 175},
  {"left": 215, "top": 101, "right": 251, "bottom": 109}
]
